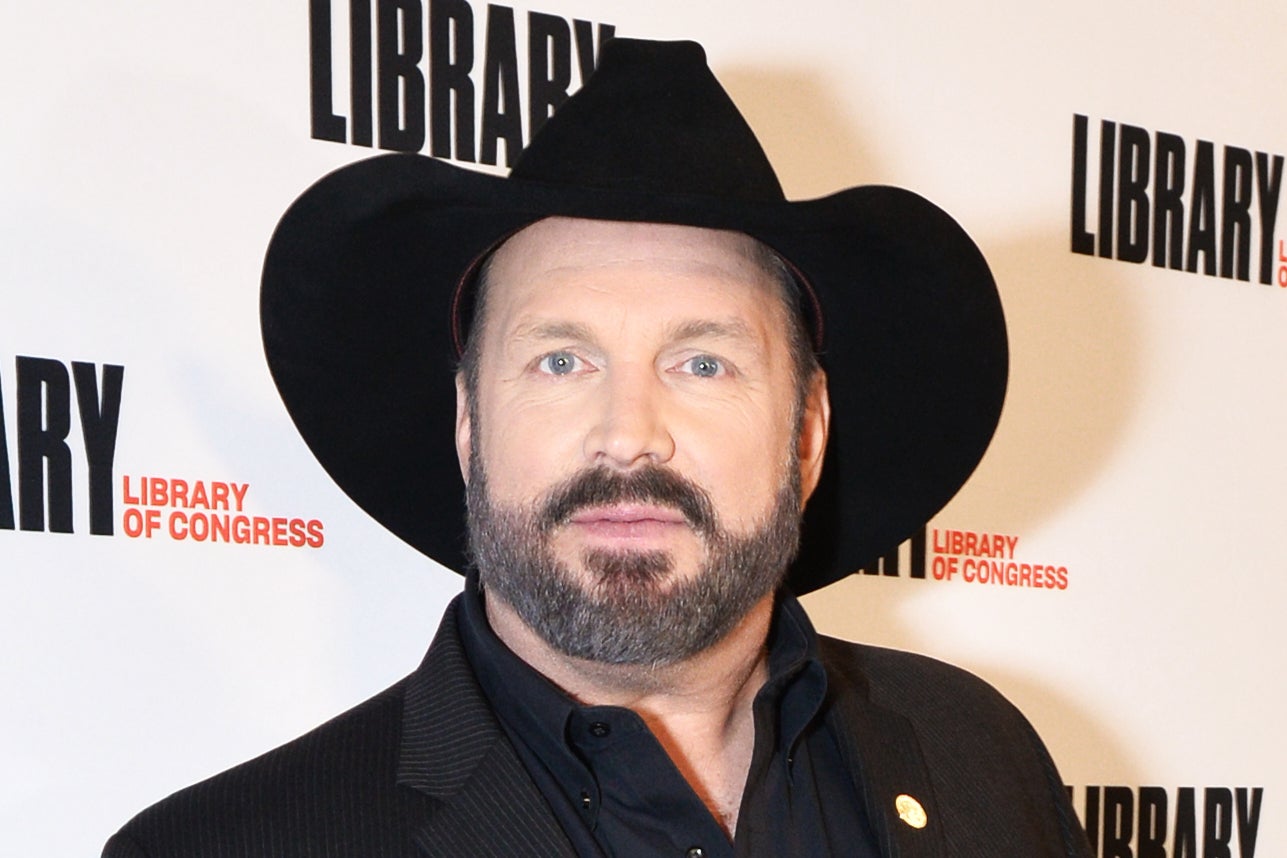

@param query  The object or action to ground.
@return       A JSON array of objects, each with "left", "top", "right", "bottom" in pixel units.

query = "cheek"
[
  {"left": 670, "top": 404, "right": 796, "bottom": 517},
  {"left": 474, "top": 393, "right": 588, "bottom": 501}
]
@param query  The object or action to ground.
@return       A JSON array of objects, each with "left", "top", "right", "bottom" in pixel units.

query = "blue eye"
[
  {"left": 538, "top": 352, "right": 580, "bottom": 375},
  {"left": 687, "top": 355, "right": 722, "bottom": 377}
]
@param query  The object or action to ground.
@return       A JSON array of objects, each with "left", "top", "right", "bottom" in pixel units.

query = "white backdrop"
[{"left": 2, "top": 2, "right": 1281, "bottom": 855}]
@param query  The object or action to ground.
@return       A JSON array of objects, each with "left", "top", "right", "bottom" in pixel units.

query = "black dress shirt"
[{"left": 459, "top": 577, "right": 881, "bottom": 857}]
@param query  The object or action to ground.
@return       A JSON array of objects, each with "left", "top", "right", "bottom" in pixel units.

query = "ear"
[
  {"left": 455, "top": 372, "right": 473, "bottom": 485},
  {"left": 797, "top": 368, "right": 830, "bottom": 504}
]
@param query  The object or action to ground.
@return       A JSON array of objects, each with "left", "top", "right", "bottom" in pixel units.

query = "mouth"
[{"left": 565, "top": 504, "right": 691, "bottom": 543}]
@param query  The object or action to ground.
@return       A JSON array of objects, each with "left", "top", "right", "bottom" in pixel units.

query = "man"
[{"left": 105, "top": 38, "right": 1092, "bottom": 856}]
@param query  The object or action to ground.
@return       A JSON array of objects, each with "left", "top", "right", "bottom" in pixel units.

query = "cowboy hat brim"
[{"left": 261, "top": 151, "right": 1006, "bottom": 595}]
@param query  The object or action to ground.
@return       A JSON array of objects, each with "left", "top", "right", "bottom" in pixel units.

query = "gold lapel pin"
[{"left": 895, "top": 794, "right": 928, "bottom": 829}]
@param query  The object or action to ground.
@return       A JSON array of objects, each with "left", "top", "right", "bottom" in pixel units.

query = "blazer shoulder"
[
  {"left": 819, "top": 635, "right": 1028, "bottom": 727},
  {"left": 105, "top": 677, "right": 427, "bottom": 857},
  {"left": 818, "top": 636, "right": 1092, "bottom": 857}
]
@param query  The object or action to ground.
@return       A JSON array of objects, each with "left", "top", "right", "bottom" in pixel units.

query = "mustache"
[{"left": 538, "top": 466, "right": 717, "bottom": 537}]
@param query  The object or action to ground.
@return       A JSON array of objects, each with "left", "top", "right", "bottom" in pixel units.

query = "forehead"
[{"left": 481, "top": 217, "right": 783, "bottom": 325}]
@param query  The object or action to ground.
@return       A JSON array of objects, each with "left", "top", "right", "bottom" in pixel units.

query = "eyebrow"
[
  {"left": 507, "top": 317, "right": 763, "bottom": 356},
  {"left": 667, "top": 318, "right": 758, "bottom": 345},
  {"left": 510, "top": 320, "right": 597, "bottom": 343}
]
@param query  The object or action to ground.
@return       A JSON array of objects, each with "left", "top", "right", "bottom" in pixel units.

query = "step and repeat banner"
[{"left": 3, "top": 1, "right": 1281, "bottom": 855}]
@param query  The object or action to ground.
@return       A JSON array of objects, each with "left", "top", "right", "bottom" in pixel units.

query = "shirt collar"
[
  {"left": 458, "top": 573, "right": 581, "bottom": 775},
  {"left": 758, "top": 588, "right": 829, "bottom": 755}
]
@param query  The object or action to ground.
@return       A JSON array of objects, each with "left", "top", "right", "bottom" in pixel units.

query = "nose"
[{"left": 582, "top": 363, "right": 676, "bottom": 469}]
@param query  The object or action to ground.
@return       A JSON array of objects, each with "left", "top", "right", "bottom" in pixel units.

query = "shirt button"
[
  {"left": 588, "top": 721, "right": 611, "bottom": 738},
  {"left": 686, "top": 848, "right": 705, "bottom": 858}
]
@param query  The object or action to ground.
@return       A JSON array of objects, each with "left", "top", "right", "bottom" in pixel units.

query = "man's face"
[{"left": 456, "top": 217, "right": 829, "bottom": 665}]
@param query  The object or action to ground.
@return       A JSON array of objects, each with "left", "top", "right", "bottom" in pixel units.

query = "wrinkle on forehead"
[{"left": 487, "top": 217, "right": 777, "bottom": 295}]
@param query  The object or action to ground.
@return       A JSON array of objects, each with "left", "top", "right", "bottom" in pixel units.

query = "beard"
[{"left": 466, "top": 454, "right": 803, "bottom": 667}]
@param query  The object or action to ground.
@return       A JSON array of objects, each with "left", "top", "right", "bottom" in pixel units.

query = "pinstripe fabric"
[
  {"left": 102, "top": 679, "right": 435, "bottom": 857},
  {"left": 104, "top": 596, "right": 1090, "bottom": 857},
  {"left": 104, "top": 603, "right": 574, "bottom": 858},
  {"left": 400, "top": 606, "right": 576, "bottom": 857}
]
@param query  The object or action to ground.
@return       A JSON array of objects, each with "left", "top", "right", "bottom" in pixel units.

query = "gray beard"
[{"left": 465, "top": 456, "right": 802, "bottom": 667}]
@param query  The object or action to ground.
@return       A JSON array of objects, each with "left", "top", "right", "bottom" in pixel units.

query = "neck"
[{"left": 484, "top": 589, "right": 776, "bottom": 836}]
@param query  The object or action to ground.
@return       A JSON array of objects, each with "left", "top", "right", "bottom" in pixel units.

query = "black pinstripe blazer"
[{"left": 103, "top": 595, "right": 1092, "bottom": 857}]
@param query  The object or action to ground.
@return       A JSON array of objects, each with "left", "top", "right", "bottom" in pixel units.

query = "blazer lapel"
[
  {"left": 823, "top": 642, "right": 947, "bottom": 858},
  {"left": 397, "top": 597, "right": 577, "bottom": 858}
]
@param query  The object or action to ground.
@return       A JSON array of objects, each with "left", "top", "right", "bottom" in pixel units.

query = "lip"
[
  {"left": 565, "top": 504, "right": 690, "bottom": 542},
  {"left": 568, "top": 504, "right": 688, "bottom": 525}
]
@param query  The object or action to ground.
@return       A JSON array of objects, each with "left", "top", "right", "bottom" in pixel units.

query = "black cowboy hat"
[{"left": 261, "top": 38, "right": 1006, "bottom": 596}]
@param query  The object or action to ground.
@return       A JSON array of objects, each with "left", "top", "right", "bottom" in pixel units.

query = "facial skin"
[{"left": 455, "top": 217, "right": 830, "bottom": 669}]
